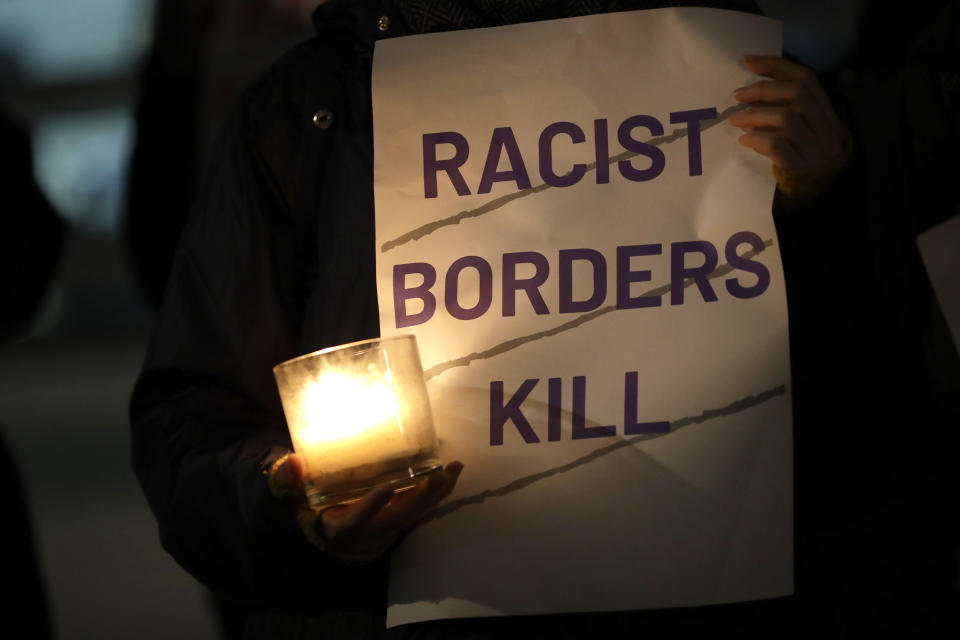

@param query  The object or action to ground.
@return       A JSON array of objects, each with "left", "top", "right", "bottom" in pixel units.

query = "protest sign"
[{"left": 373, "top": 7, "right": 790, "bottom": 627}]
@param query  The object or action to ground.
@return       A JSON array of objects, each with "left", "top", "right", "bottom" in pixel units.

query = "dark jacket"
[{"left": 130, "top": 1, "right": 959, "bottom": 637}]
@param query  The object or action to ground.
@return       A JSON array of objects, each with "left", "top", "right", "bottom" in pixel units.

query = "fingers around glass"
[
  {"left": 355, "top": 462, "right": 463, "bottom": 533},
  {"left": 321, "top": 484, "right": 395, "bottom": 545},
  {"left": 299, "top": 461, "right": 464, "bottom": 560}
]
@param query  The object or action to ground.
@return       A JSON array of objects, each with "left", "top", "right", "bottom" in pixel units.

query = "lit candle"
[{"left": 273, "top": 335, "right": 441, "bottom": 509}]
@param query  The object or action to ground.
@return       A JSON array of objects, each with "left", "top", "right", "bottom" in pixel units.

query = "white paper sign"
[{"left": 373, "top": 8, "right": 791, "bottom": 627}]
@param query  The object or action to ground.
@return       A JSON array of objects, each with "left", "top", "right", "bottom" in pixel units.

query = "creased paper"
[{"left": 372, "top": 8, "right": 791, "bottom": 627}]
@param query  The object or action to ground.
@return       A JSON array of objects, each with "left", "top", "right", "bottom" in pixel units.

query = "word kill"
[{"left": 490, "top": 372, "right": 668, "bottom": 445}]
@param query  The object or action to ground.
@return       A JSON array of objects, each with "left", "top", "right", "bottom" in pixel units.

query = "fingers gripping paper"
[{"left": 373, "top": 8, "right": 790, "bottom": 627}]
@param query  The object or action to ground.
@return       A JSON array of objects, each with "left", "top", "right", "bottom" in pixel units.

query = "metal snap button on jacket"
[
  {"left": 377, "top": 15, "right": 389, "bottom": 32},
  {"left": 312, "top": 109, "right": 333, "bottom": 130}
]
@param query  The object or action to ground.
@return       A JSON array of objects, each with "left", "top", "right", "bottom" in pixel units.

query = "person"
[{"left": 130, "top": 1, "right": 959, "bottom": 637}]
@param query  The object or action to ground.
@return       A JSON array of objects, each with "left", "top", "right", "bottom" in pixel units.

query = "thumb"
[{"left": 265, "top": 452, "right": 304, "bottom": 503}]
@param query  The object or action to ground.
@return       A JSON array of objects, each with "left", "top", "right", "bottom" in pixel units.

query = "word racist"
[{"left": 422, "top": 108, "right": 718, "bottom": 198}]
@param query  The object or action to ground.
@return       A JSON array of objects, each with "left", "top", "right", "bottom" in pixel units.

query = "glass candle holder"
[{"left": 273, "top": 335, "right": 441, "bottom": 509}]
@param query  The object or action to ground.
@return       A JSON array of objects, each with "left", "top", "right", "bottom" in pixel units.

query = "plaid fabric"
[{"left": 395, "top": 0, "right": 706, "bottom": 33}]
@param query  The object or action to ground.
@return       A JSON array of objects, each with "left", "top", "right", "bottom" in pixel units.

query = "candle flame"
[{"left": 299, "top": 372, "right": 399, "bottom": 444}]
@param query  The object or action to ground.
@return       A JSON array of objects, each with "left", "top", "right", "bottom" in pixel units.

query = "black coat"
[{"left": 130, "top": 1, "right": 960, "bottom": 637}]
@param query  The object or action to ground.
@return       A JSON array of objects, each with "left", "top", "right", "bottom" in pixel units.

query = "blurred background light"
[
  {"left": 0, "top": 0, "right": 152, "bottom": 83},
  {"left": 31, "top": 108, "right": 134, "bottom": 234},
  {"left": 0, "top": 0, "right": 153, "bottom": 236}
]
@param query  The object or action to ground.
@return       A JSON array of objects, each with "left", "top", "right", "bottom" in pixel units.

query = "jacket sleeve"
[{"left": 128, "top": 81, "right": 384, "bottom": 610}]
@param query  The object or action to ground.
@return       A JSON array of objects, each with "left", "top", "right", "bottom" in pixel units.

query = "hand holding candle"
[
  {"left": 270, "top": 335, "right": 461, "bottom": 560},
  {"left": 273, "top": 336, "right": 444, "bottom": 509},
  {"left": 267, "top": 453, "right": 463, "bottom": 562}
]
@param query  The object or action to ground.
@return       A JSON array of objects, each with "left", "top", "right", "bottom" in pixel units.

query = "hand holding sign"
[
  {"left": 730, "top": 55, "right": 851, "bottom": 200},
  {"left": 267, "top": 453, "right": 464, "bottom": 563}
]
